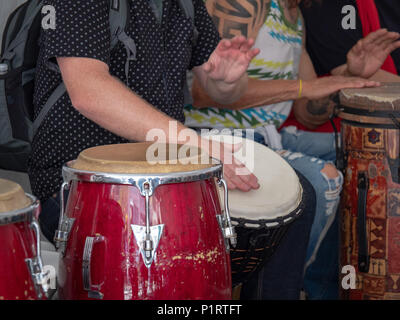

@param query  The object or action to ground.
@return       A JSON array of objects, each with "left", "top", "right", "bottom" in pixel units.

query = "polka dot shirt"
[{"left": 28, "top": 0, "right": 220, "bottom": 202}]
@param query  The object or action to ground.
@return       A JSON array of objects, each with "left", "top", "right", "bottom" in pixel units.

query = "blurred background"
[{"left": 1, "top": 0, "right": 32, "bottom": 192}]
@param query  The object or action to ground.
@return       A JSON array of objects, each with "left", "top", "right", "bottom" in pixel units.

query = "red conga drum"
[
  {"left": 0, "top": 179, "right": 49, "bottom": 300},
  {"left": 55, "top": 143, "right": 234, "bottom": 300},
  {"left": 339, "top": 83, "right": 400, "bottom": 300}
]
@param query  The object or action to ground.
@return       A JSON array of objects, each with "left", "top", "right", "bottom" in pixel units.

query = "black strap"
[{"left": 357, "top": 172, "right": 370, "bottom": 273}]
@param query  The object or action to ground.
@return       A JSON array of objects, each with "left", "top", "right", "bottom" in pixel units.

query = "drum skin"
[
  {"left": 0, "top": 221, "right": 40, "bottom": 300},
  {"left": 340, "top": 121, "right": 400, "bottom": 300},
  {"left": 58, "top": 178, "right": 232, "bottom": 300}
]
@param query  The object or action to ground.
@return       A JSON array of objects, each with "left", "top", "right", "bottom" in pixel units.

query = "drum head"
[
  {"left": 340, "top": 83, "right": 400, "bottom": 124},
  {"left": 340, "top": 83, "right": 400, "bottom": 110},
  {"left": 0, "top": 179, "right": 32, "bottom": 213},
  {"left": 72, "top": 143, "right": 215, "bottom": 174},
  {"left": 206, "top": 135, "right": 302, "bottom": 222}
]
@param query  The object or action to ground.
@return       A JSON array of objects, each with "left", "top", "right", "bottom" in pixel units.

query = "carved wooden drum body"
[{"left": 339, "top": 83, "right": 400, "bottom": 300}]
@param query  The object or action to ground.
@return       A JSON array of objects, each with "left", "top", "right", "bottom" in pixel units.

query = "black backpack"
[{"left": 0, "top": 0, "right": 197, "bottom": 172}]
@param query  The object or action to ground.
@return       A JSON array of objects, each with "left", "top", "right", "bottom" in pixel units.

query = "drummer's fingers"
[
  {"left": 362, "top": 29, "right": 389, "bottom": 46},
  {"left": 224, "top": 164, "right": 253, "bottom": 192},
  {"left": 383, "top": 39, "right": 400, "bottom": 55},
  {"left": 237, "top": 171, "right": 259, "bottom": 190},
  {"left": 231, "top": 158, "right": 259, "bottom": 189},
  {"left": 343, "top": 78, "right": 380, "bottom": 88},
  {"left": 375, "top": 32, "right": 400, "bottom": 48}
]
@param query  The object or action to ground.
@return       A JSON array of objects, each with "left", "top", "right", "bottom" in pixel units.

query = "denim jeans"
[
  {"left": 240, "top": 169, "right": 316, "bottom": 300},
  {"left": 280, "top": 127, "right": 342, "bottom": 300},
  {"left": 39, "top": 192, "right": 64, "bottom": 244}
]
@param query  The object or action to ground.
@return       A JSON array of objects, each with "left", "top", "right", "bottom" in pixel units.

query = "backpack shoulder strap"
[
  {"left": 109, "top": 0, "right": 130, "bottom": 50},
  {"left": 109, "top": 0, "right": 136, "bottom": 82},
  {"left": 177, "top": 0, "right": 199, "bottom": 45},
  {"left": 32, "top": 82, "right": 66, "bottom": 135}
]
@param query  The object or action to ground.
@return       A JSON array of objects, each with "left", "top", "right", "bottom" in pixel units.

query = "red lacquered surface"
[
  {"left": 58, "top": 178, "right": 231, "bottom": 300},
  {"left": 0, "top": 221, "right": 40, "bottom": 300}
]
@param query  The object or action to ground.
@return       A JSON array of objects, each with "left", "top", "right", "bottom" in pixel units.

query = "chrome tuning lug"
[
  {"left": 217, "top": 178, "right": 237, "bottom": 248},
  {"left": 54, "top": 182, "right": 75, "bottom": 255},
  {"left": 132, "top": 182, "right": 164, "bottom": 268},
  {"left": 26, "top": 221, "right": 51, "bottom": 299}
]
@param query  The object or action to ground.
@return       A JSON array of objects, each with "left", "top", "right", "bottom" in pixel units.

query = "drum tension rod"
[
  {"left": 143, "top": 183, "right": 154, "bottom": 260},
  {"left": 218, "top": 178, "right": 237, "bottom": 248}
]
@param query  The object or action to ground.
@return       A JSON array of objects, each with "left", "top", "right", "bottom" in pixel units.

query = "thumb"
[{"left": 202, "top": 61, "right": 214, "bottom": 74}]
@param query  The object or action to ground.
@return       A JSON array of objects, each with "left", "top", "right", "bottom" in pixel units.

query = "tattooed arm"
[
  {"left": 206, "top": 0, "right": 270, "bottom": 39},
  {"left": 193, "top": 1, "right": 377, "bottom": 111},
  {"left": 194, "top": 0, "right": 302, "bottom": 109}
]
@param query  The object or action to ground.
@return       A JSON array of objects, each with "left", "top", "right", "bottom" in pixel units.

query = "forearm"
[
  {"left": 62, "top": 63, "right": 198, "bottom": 144},
  {"left": 202, "top": 72, "right": 249, "bottom": 105},
  {"left": 192, "top": 76, "right": 300, "bottom": 109}
]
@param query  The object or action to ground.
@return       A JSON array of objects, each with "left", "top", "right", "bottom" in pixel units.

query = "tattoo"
[
  {"left": 306, "top": 93, "right": 338, "bottom": 116},
  {"left": 208, "top": 0, "right": 271, "bottom": 39}
]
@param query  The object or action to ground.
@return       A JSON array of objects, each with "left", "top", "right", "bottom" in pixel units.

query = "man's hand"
[
  {"left": 302, "top": 76, "right": 380, "bottom": 101},
  {"left": 200, "top": 137, "right": 259, "bottom": 192},
  {"left": 346, "top": 29, "right": 400, "bottom": 78},
  {"left": 202, "top": 36, "right": 260, "bottom": 84}
]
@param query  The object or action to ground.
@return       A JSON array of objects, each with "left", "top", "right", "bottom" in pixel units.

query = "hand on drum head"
[
  {"left": 302, "top": 76, "right": 380, "bottom": 101},
  {"left": 201, "top": 138, "right": 260, "bottom": 192},
  {"left": 346, "top": 29, "right": 400, "bottom": 79}
]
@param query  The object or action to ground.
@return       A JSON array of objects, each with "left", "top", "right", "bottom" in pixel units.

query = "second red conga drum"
[
  {"left": 0, "top": 179, "right": 48, "bottom": 300},
  {"left": 55, "top": 143, "right": 234, "bottom": 300}
]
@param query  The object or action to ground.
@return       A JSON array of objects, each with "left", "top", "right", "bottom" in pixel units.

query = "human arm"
[
  {"left": 58, "top": 57, "right": 259, "bottom": 191},
  {"left": 192, "top": 0, "right": 378, "bottom": 111},
  {"left": 336, "top": 29, "right": 400, "bottom": 79}
]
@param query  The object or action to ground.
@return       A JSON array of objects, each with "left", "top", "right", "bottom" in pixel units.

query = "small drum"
[
  {"left": 0, "top": 179, "right": 49, "bottom": 300},
  {"left": 206, "top": 135, "right": 305, "bottom": 287},
  {"left": 339, "top": 83, "right": 400, "bottom": 300},
  {"left": 55, "top": 143, "right": 234, "bottom": 300}
]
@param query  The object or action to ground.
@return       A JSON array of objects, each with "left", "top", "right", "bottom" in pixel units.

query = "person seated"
[
  {"left": 288, "top": 0, "right": 400, "bottom": 134},
  {"left": 184, "top": 0, "right": 400, "bottom": 299},
  {"left": 290, "top": 0, "right": 400, "bottom": 299}
]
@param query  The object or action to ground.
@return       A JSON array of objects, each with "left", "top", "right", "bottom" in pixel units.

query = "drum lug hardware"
[
  {"left": 217, "top": 178, "right": 237, "bottom": 248},
  {"left": 54, "top": 182, "right": 75, "bottom": 255},
  {"left": 26, "top": 221, "right": 51, "bottom": 298},
  {"left": 82, "top": 235, "right": 105, "bottom": 299},
  {"left": 132, "top": 184, "right": 164, "bottom": 268},
  {"left": 131, "top": 224, "right": 164, "bottom": 268},
  {"left": 54, "top": 217, "right": 75, "bottom": 256},
  {"left": 216, "top": 215, "right": 230, "bottom": 251}
]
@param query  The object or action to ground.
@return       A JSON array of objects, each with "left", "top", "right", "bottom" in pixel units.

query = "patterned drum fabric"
[{"left": 339, "top": 83, "right": 400, "bottom": 300}]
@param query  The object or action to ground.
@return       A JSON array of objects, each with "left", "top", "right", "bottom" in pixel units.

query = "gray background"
[{"left": 1, "top": 0, "right": 31, "bottom": 192}]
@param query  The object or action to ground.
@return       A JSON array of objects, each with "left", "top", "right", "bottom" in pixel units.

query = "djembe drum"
[
  {"left": 339, "top": 83, "right": 400, "bottom": 300},
  {"left": 206, "top": 135, "right": 305, "bottom": 287},
  {"left": 55, "top": 143, "right": 234, "bottom": 300},
  {"left": 0, "top": 179, "right": 49, "bottom": 300}
]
